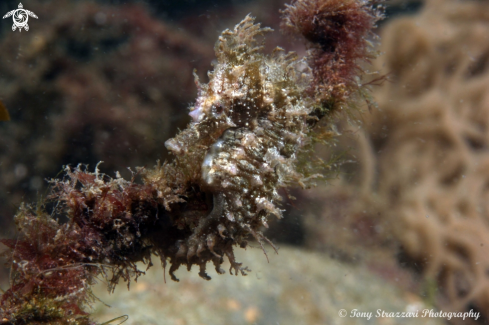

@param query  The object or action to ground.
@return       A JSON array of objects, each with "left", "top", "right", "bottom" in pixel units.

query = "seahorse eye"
[{"left": 213, "top": 103, "right": 224, "bottom": 114}]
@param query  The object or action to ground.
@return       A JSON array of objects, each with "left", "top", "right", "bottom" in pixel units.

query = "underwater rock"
[{"left": 92, "top": 246, "right": 445, "bottom": 325}]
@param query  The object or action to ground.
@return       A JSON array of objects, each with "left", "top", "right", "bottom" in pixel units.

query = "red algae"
[{"left": 282, "top": 0, "right": 383, "bottom": 111}]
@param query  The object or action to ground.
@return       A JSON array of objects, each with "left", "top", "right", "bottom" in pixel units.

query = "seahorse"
[{"left": 160, "top": 0, "right": 383, "bottom": 280}]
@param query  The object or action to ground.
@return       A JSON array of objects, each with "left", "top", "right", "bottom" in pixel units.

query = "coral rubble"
[{"left": 0, "top": 0, "right": 383, "bottom": 323}]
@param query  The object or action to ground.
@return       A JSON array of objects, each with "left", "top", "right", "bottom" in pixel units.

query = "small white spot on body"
[{"left": 251, "top": 175, "right": 263, "bottom": 186}]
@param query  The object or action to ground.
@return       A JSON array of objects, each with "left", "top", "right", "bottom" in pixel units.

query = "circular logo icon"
[
  {"left": 338, "top": 309, "right": 347, "bottom": 317},
  {"left": 13, "top": 10, "right": 28, "bottom": 28}
]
